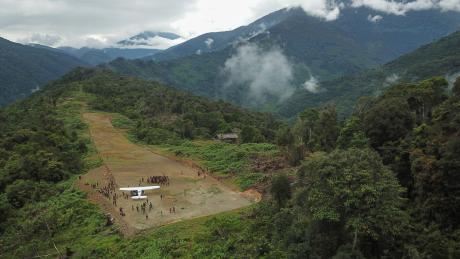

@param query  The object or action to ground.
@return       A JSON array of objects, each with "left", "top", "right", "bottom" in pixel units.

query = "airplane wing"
[
  {"left": 119, "top": 186, "right": 160, "bottom": 191},
  {"left": 137, "top": 186, "right": 160, "bottom": 191}
]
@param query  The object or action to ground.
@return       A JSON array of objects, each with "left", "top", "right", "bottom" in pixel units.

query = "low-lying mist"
[{"left": 222, "top": 43, "right": 295, "bottom": 105}]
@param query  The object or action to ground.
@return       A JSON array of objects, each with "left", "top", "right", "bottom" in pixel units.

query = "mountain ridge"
[
  {"left": 105, "top": 7, "right": 460, "bottom": 115},
  {"left": 148, "top": 8, "right": 295, "bottom": 61},
  {"left": 0, "top": 37, "right": 87, "bottom": 106},
  {"left": 276, "top": 30, "right": 460, "bottom": 118}
]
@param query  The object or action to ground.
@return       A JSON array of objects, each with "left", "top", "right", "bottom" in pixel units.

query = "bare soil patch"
[{"left": 77, "top": 113, "right": 256, "bottom": 236}]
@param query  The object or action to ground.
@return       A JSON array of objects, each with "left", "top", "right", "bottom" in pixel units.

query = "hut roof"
[{"left": 217, "top": 133, "right": 239, "bottom": 140}]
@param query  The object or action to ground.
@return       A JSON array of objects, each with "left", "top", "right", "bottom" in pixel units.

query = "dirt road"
[{"left": 77, "top": 113, "right": 255, "bottom": 235}]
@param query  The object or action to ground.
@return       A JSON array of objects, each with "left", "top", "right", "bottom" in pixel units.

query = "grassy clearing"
[
  {"left": 66, "top": 88, "right": 280, "bottom": 191},
  {"left": 111, "top": 114, "right": 136, "bottom": 130},
  {"left": 106, "top": 107, "right": 281, "bottom": 190},
  {"left": 2, "top": 90, "right": 257, "bottom": 258},
  {"left": 2, "top": 90, "right": 267, "bottom": 257},
  {"left": 151, "top": 141, "right": 279, "bottom": 190}
]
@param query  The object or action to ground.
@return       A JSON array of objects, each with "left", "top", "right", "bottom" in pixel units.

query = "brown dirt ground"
[{"left": 76, "top": 113, "right": 257, "bottom": 236}]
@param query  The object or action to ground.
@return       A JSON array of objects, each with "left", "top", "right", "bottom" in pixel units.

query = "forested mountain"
[
  {"left": 58, "top": 47, "right": 161, "bottom": 65},
  {"left": 0, "top": 37, "right": 86, "bottom": 107},
  {"left": 260, "top": 77, "right": 460, "bottom": 257},
  {"left": 29, "top": 31, "right": 181, "bottom": 65},
  {"left": 149, "top": 8, "right": 293, "bottom": 61},
  {"left": 278, "top": 30, "right": 460, "bottom": 118},
  {"left": 117, "top": 31, "right": 182, "bottom": 47},
  {"left": 56, "top": 31, "right": 181, "bottom": 65},
  {"left": 152, "top": 7, "right": 460, "bottom": 67},
  {"left": 2, "top": 2, "right": 460, "bottom": 257},
  {"left": 106, "top": 7, "right": 460, "bottom": 112},
  {"left": 105, "top": 51, "right": 228, "bottom": 100},
  {"left": 1, "top": 62, "right": 459, "bottom": 257}
]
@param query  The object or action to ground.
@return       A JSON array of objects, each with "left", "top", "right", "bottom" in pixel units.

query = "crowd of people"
[
  {"left": 82, "top": 163, "right": 214, "bottom": 222},
  {"left": 141, "top": 175, "right": 170, "bottom": 186},
  {"left": 96, "top": 178, "right": 118, "bottom": 205},
  {"left": 132, "top": 200, "right": 153, "bottom": 214}
]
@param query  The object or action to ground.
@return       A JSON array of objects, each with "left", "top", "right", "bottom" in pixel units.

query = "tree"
[
  {"left": 410, "top": 97, "right": 460, "bottom": 229},
  {"left": 316, "top": 105, "right": 339, "bottom": 151},
  {"left": 337, "top": 116, "right": 369, "bottom": 149},
  {"left": 364, "top": 97, "right": 414, "bottom": 148},
  {"left": 5, "top": 180, "right": 57, "bottom": 208},
  {"left": 241, "top": 126, "right": 264, "bottom": 143},
  {"left": 353, "top": 96, "right": 375, "bottom": 118},
  {"left": 293, "top": 105, "right": 338, "bottom": 151},
  {"left": 285, "top": 144, "right": 304, "bottom": 166},
  {"left": 270, "top": 175, "right": 291, "bottom": 208},
  {"left": 0, "top": 193, "right": 12, "bottom": 227},
  {"left": 381, "top": 78, "right": 448, "bottom": 123},
  {"left": 297, "top": 148, "right": 408, "bottom": 256},
  {"left": 275, "top": 127, "right": 294, "bottom": 147}
]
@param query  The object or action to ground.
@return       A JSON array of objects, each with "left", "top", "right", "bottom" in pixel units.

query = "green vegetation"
[
  {"left": 105, "top": 15, "right": 460, "bottom": 118},
  {"left": 76, "top": 68, "right": 281, "bottom": 144},
  {"left": 278, "top": 30, "right": 460, "bottom": 118},
  {"left": 2, "top": 179, "right": 255, "bottom": 258},
  {"left": 74, "top": 68, "right": 284, "bottom": 189},
  {"left": 221, "top": 148, "right": 409, "bottom": 258},
  {"left": 1, "top": 62, "right": 460, "bottom": 258},
  {"left": 0, "top": 37, "right": 86, "bottom": 107},
  {"left": 185, "top": 76, "right": 460, "bottom": 258},
  {"left": 59, "top": 46, "right": 161, "bottom": 66},
  {"left": 159, "top": 141, "right": 279, "bottom": 189},
  {"left": 0, "top": 69, "right": 272, "bottom": 257},
  {"left": 270, "top": 174, "right": 291, "bottom": 208},
  {"left": 0, "top": 79, "right": 106, "bottom": 257}
]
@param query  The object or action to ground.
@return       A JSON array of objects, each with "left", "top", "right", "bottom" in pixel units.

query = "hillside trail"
[{"left": 76, "top": 112, "right": 257, "bottom": 236}]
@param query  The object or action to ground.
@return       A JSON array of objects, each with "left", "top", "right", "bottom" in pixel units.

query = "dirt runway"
[{"left": 77, "top": 113, "right": 256, "bottom": 235}]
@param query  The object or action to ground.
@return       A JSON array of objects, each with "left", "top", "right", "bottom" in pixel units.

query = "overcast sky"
[{"left": 1, "top": 0, "right": 459, "bottom": 49}]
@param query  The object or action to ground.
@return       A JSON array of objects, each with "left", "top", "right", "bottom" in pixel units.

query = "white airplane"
[{"left": 119, "top": 186, "right": 160, "bottom": 200}]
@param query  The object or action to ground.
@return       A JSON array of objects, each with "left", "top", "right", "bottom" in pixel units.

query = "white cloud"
[
  {"left": 1, "top": 0, "right": 459, "bottom": 48},
  {"left": 367, "top": 14, "right": 383, "bottom": 22},
  {"left": 20, "top": 33, "right": 62, "bottom": 46},
  {"left": 0, "top": 0, "right": 193, "bottom": 48},
  {"left": 438, "top": 0, "right": 460, "bottom": 11},
  {"left": 446, "top": 71, "right": 460, "bottom": 89},
  {"left": 383, "top": 73, "right": 400, "bottom": 87},
  {"left": 352, "top": 0, "right": 460, "bottom": 15},
  {"left": 222, "top": 43, "right": 295, "bottom": 104},
  {"left": 289, "top": 0, "right": 341, "bottom": 20},
  {"left": 303, "top": 76, "right": 321, "bottom": 93},
  {"left": 117, "top": 36, "right": 186, "bottom": 50},
  {"left": 205, "top": 38, "right": 214, "bottom": 49},
  {"left": 248, "top": 23, "right": 270, "bottom": 40},
  {"left": 171, "top": 0, "right": 261, "bottom": 38}
]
